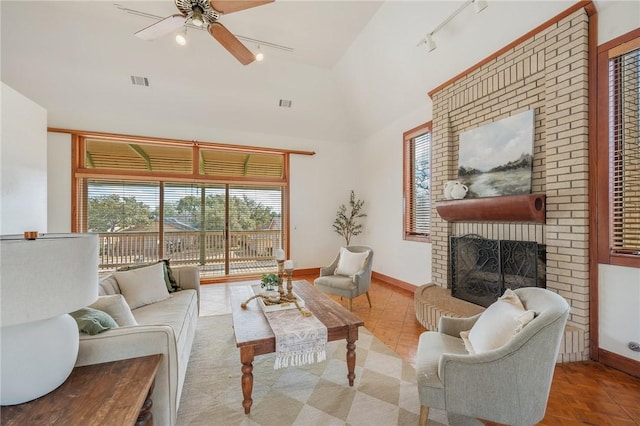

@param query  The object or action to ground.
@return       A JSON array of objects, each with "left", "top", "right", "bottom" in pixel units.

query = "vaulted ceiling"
[{"left": 1, "top": 1, "right": 610, "bottom": 144}]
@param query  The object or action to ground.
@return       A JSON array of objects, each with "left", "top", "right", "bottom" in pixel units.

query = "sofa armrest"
[
  {"left": 438, "top": 313, "right": 482, "bottom": 337},
  {"left": 77, "top": 325, "right": 179, "bottom": 426},
  {"left": 173, "top": 265, "right": 200, "bottom": 311}
]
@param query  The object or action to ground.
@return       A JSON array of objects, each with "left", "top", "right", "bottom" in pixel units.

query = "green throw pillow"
[
  {"left": 70, "top": 307, "right": 118, "bottom": 335},
  {"left": 118, "top": 259, "right": 179, "bottom": 293}
]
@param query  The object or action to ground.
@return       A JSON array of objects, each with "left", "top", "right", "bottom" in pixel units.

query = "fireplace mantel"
[{"left": 435, "top": 193, "right": 546, "bottom": 223}]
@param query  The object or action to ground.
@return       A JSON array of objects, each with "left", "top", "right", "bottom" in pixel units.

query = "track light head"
[
  {"left": 474, "top": 0, "right": 488, "bottom": 13},
  {"left": 425, "top": 34, "right": 437, "bottom": 52}
]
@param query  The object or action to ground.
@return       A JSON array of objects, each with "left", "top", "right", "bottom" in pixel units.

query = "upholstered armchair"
[
  {"left": 314, "top": 246, "right": 373, "bottom": 311},
  {"left": 416, "top": 287, "right": 569, "bottom": 426}
]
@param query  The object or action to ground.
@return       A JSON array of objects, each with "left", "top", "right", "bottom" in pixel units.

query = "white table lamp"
[{"left": 0, "top": 233, "right": 99, "bottom": 405}]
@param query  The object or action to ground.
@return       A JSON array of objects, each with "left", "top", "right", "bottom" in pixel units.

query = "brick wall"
[{"left": 430, "top": 9, "right": 590, "bottom": 361}]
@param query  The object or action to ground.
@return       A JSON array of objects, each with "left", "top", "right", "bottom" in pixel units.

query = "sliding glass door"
[{"left": 82, "top": 179, "right": 284, "bottom": 278}]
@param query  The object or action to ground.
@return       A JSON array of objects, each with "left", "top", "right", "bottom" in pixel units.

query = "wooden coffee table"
[{"left": 229, "top": 280, "right": 364, "bottom": 414}]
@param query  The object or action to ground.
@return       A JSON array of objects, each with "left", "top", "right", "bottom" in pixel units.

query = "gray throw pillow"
[{"left": 70, "top": 307, "right": 118, "bottom": 335}]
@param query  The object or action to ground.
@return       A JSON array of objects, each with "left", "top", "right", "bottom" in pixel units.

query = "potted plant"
[
  {"left": 260, "top": 273, "right": 281, "bottom": 291},
  {"left": 260, "top": 273, "right": 281, "bottom": 302},
  {"left": 333, "top": 190, "right": 366, "bottom": 246}
]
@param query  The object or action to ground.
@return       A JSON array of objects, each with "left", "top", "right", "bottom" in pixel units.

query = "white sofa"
[{"left": 75, "top": 265, "right": 200, "bottom": 426}]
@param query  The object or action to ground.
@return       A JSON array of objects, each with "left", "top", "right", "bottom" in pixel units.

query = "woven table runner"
[{"left": 264, "top": 309, "right": 328, "bottom": 370}]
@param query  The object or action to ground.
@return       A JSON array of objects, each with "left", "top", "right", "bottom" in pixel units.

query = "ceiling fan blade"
[
  {"left": 209, "top": 0, "right": 274, "bottom": 15},
  {"left": 208, "top": 22, "right": 255, "bottom": 65},
  {"left": 135, "top": 14, "right": 186, "bottom": 40}
]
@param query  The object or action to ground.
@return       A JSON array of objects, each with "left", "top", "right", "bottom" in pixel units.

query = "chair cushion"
[
  {"left": 314, "top": 274, "right": 355, "bottom": 290},
  {"left": 460, "top": 289, "right": 535, "bottom": 354},
  {"left": 335, "top": 247, "right": 369, "bottom": 277}
]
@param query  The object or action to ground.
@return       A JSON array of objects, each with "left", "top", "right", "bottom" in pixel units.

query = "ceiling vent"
[
  {"left": 130, "top": 75, "right": 150, "bottom": 87},
  {"left": 278, "top": 99, "right": 292, "bottom": 108}
]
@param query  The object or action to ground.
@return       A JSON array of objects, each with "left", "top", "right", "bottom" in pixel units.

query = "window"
[
  {"left": 72, "top": 135, "right": 289, "bottom": 279},
  {"left": 597, "top": 31, "right": 640, "bottom": 267},
  {"left": 403, "top": 122, "right": 431, "bottom": 242}
]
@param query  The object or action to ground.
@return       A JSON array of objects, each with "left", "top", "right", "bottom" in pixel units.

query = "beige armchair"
[
  {"left": 313, "top": 246, "right": 373, "bottom": 311},
  {"left": 416, "top": 287, "right": 569, "bottom": 426}
]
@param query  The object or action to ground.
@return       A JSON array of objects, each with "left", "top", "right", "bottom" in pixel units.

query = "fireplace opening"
[{"left": 450, "top": 234, "right": 546, "bottom": 307}]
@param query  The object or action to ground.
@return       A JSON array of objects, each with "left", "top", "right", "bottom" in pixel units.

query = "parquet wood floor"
[{"left": 294, "top": 273, "right": 640, "bottom": 425}]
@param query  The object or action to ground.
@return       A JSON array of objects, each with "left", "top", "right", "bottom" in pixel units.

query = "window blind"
[
  {"left": 609, "top": 45, "right": 640, "bottom": 255},
  {"left": 404, "top": 125, "right": 431, "bottom": 239},
  {"left": 83, "top": 138, "right": 285, "bottom": 179}
]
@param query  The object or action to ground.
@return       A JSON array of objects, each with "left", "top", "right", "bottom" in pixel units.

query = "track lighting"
[
  {"left": 417, "top": 0, "right": 488, "bottom": 53},
  {"left": 255, "top": 45, "right": 264, "bottom": 61},
  {"left": 191, "top": 5, "right": 204, "bottom": 27},
  {"left": 474, "top": 0, "right": 488, "bottom": 13},
  {"left": 425, "top": 34, "right": 437, "bottom": 52},
  {"left": 175, "top": 27, "right": 187, "bottom": 45}
]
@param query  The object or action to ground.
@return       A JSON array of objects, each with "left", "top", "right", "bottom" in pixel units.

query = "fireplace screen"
[{"left": 450, "top": 234, "right": 545, "bottom": 307}]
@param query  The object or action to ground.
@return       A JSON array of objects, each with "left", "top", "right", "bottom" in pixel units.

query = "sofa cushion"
[
  {"left": 118, "top": 259, "right": 179, "bottom": 293},
  {"left": 335, "top": 247, "right": 369, "bottom": 277},
  {"left": 90, "top": 294, "right": 137, "bottom": 327},
  {"left": 98, "top": 275, "right": 120, "bottom": 296},
  {"left": 70, "top": 307, "right": 118, "bottom": 335},
  {"left": 460, "top": 289, "right": 535, "bottom": 354},
  {"left": 114, "top": 262, "right": 171, "bottom": 309},
  {"left": 132, "top": 290, "right": 197, "bottom": 350}
]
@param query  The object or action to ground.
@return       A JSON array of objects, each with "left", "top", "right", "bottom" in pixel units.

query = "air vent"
[
  {"left": 278, "top": 99, "right": 292, "bottom": 108},
  {"left": 130, "top": 75, "right": 150, "bottom": 87}
]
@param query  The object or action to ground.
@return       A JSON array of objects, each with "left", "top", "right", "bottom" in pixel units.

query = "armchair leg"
[
  {"left": 348, "top": 298, "right": 353, "bottom": 311},
  {"left": 365, "top": 291, "right": 372, "bottom": 308},
  {"left": 419, "top": 405, "right": 429, "bottom": 426}
]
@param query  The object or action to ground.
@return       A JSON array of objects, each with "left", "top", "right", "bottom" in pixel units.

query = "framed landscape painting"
[{"left": 458, "top": 110, "right": 535, "bottom": 198}]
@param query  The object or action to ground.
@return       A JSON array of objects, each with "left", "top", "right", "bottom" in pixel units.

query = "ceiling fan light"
[
  {"left": 255, "top": 46, "right": 264, "bottom": 61},
  {"left": 191, "top": 5, "right": 204, "bottom": 27},
  {"left": 176, "top": 28, "right": 187, "bottom": 46}
]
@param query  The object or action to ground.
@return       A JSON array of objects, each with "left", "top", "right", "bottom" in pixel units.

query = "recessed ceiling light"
[{"left": 130, "top": 75, "right": 150, "bottom": 87}]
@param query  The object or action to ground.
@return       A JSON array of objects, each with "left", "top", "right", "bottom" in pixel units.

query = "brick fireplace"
[{"left": 428, "top": 7, "right": 591, "bottom": 362}]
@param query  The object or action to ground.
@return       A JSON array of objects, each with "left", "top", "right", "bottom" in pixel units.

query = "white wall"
[
  {"left": 0, "top": 83, "right": 47, "bottom": 235},
  {"left": 47, "top": 132, "right": 71, "bottom": 233},
  {"left": 357, "top": 110, "right": 432, "bottom": 286},
  {"left": 599, "top": 265, "right": 640, "bottom": 362}
]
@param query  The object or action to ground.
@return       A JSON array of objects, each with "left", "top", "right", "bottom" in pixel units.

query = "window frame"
[
  {"left": 596, "top": 29, "right": 640, "bottom": 268},
  {"left": 403, "top": 121, "right": 432, "bottom": 243},
  {"left": 67, "top": 130, "right": 301, "bottom": 280}
]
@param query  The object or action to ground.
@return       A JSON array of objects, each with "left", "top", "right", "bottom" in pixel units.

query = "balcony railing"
[{"left": 97, "top": 230, "right": 281, "bottom": 278}]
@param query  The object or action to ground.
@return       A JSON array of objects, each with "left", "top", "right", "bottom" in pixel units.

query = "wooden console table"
[{"left": 1, "top": 354, "right": 162, "bottom": 426}]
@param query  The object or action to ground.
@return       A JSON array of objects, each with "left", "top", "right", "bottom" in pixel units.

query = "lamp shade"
[
  {"left": 0, "top": 233, "right": 98, "bottom": 327},
  {"left": 0, "top": 233, "right": 99, "bottom": 405}
]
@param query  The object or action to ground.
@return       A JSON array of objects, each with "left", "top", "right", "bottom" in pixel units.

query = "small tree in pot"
[{"left": 333, "top": 190, "right": 366, "bottom": 246}]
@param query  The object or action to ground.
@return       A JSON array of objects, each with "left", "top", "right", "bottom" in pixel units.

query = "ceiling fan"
[{"left": 134, "top": 0, "right": 274, "bottom": 65}]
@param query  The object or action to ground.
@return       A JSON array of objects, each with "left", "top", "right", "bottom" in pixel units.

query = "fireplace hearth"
[{"left": 450, "top": 234, "right": 546, "bottom": 307}]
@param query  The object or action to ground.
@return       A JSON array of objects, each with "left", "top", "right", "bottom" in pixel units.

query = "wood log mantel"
[{"left": 435, "top": 193, "right": 546, "bottom": 223}]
